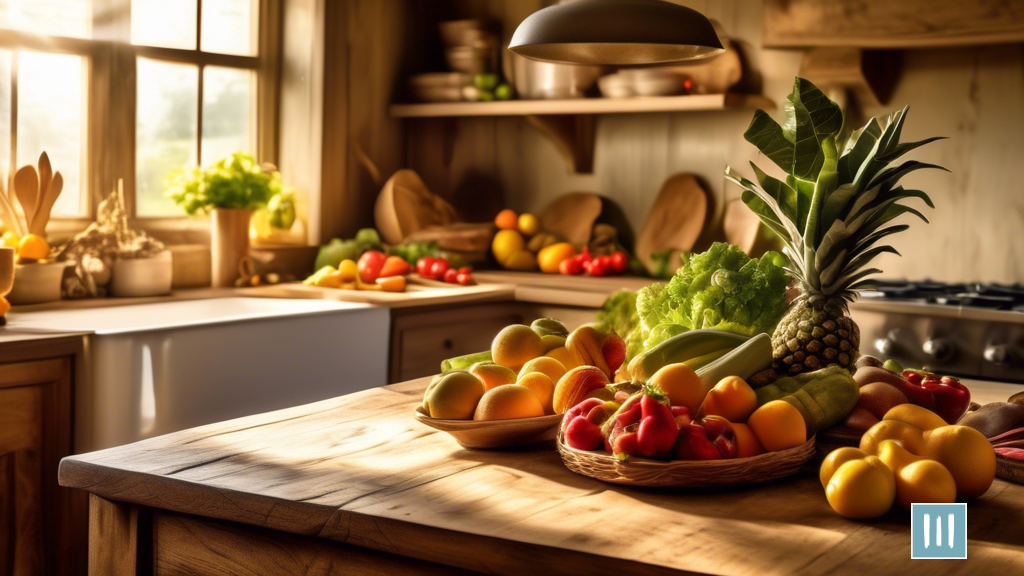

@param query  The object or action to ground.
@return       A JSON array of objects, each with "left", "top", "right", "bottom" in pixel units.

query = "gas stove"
[{"left": 850, "top": 281, "right": 1024, "bottom": 384}]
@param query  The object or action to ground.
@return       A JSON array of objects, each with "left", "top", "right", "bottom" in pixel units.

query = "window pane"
[
  {"left": 136, "top": 58, "right": 198, "bottom": 217},
  {"left": 131, "top": 0, "right": 197, "bottom": 50},
  {"left": 17, "top": 51, "right": 85, "bottom": 217},
  {"left": 0, "top": 50, "right": 10, "bottom": 181},
  {"left": 201, "top": 66, "right": 254, "bottom": 166},
  {"left": 201, "top": 0, "right": 256, "bottom": 56},
  {"left": 0, "top": 0, "right": 91, "bottom": 39}
]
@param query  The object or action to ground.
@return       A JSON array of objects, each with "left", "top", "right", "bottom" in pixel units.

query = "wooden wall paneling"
[{"left": 763, "top": 0, "right": 1024, "bottom": 48}]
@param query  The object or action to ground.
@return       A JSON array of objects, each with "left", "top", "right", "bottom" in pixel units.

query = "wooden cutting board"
[
  {"left": 635, "top": 173, "right": 709, "bottom": 273},
  {"left": 723, "top": 198, "right": 766, "bottom": 256},
  {"left": 374, "top": 170, "right": 458, "bottom": 244},
  {"left": 538, "top": 192, "right": 602, "bottom": 246}
]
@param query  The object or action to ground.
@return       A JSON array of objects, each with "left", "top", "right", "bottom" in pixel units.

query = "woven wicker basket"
[{"left": 557, "top": 428, "right": 816, "bottom": 487}]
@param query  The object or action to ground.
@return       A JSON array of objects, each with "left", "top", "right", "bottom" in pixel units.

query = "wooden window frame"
[{"left": 0, "top": 0, "right": 282, "bottom": 245}]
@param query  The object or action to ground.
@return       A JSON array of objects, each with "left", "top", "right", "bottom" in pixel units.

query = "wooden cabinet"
[{"left": 0, "top": 341, "right": 85, "bottom": 575}]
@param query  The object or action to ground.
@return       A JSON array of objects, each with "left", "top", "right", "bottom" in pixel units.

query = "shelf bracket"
[{"left": 524, "top": 114, "right": 595, "bottom": 174}]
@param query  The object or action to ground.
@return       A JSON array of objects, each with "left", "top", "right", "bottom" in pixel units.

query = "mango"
[
  {"left": 519, "top": 356, "right": 567, "bottom": 385},
  {"left": 566, "top": 325, "right": 610, "bottom": 377},
  {"left": 491, "top": 325, "right": 544, "bottom": 370},
  {"left": 425, "top": 371, "right": 485, "bottom": 420},
  {"left": 474, "top": 384, "right": 544, "bottom": 421},
  {"left": 553, "top": 366, "right": 609, "bottom": 414},
  {"left": 518, "top": 372, "right": 555, "bottom": 414},
  {"left": 470, "top": 363, "right": 517, "bottom": 391}
]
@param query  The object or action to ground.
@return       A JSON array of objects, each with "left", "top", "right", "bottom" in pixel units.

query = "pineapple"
[{"left": 726, "top": 78, "right": 945, "bottom": 376}]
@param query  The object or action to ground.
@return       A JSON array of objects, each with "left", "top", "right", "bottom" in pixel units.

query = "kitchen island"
[{"left": 59, "top": 377, "right": 1024, "bottom": 575}]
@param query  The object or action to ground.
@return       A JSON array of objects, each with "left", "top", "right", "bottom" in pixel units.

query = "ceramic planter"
[
  {"left": 211, "top": 208, "right": 253, "bottom": 288},
  {"left": 8, "top": 260, "right": 65, "bottom": 305},
  {"left": 110, "top": 250, "right": 173, "bottom": 297}
]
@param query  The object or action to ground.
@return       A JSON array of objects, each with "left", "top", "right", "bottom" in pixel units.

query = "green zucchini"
[
  {"left": 695, "top": 333, "right": 773, "bottom": 389},
  {"left": 628, "top": 329, "right": 749, "bottom": 381}
]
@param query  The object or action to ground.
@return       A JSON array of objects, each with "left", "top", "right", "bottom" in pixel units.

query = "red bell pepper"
[
  {"left": 902, "top": 370, "right": 971, "bottom": 424},
  {"left": 562, "top": 398, "right": 617, "bottom": 451},
  {"left": 674, "top": 416, "right": 738, "bottom": 460},
  {"left": 604, "top": 390, "right": 678, "bottom": 459}
]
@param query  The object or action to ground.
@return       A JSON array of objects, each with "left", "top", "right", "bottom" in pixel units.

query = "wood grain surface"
[
  {"left": 60, "top": 378, "right": 1024, "bottom": 575},
  {"left": 244, "top": 281, "right": 515, "bottom": 309},
  {"left": 471, "top": 270, "right": 657, "bottom": 294}
]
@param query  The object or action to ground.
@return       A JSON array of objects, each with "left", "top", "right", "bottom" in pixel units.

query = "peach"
[
  {"left": 491, "top": 324, "right": 545, "bottom": 370},
  {"left": 747, "top": 400, "right": 807, "bottom": 452},
  {"left": 701, "top": 376, "right": 757, "bottom": 422},
  {"left": 856, "top": 382, "right": 908, "bottom": 419},
  {"left": 553, "top": 366, "right": 610, "bottom": 413},
  {"left": 519, "top": 356, "right": 567, "bottom": 384},
  {"left": 732, "top": 423, "right": 764, "bottom": 458},
  {"left": 647, "top": 363, "right": 707, "bottom": 413},
  {"left": 474, "top": 384, "right": 544, "bottom": 421},
  {"left": 425, "top": 371, "right": 485, "bottom": 420},
  {"left": 470, "top": 363, "right": 517, "bottom": 391},
  {"left": 565, "top": 325, "right": 611, "bottom": 377},
  {"left": 518, "top": 372, "right": 555, "bottom": 414},
  {"left": 601, "top": 333, "right": 626, "bottom": 374},
  {"left": 546, "top": 346, "right": 580, "bottom": 370}
]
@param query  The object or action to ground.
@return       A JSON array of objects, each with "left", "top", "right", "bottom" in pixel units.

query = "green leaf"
[
  {"left": 819, "top": 183, "right": 858, "bottom": 234},
  {"left": 786, "top": 78, "right": 844, "bottom": 180},
  {"left": 750, "top": 163, "right": 799, "bottom": 225},
  {"left": 867, "top": 160, "right": 949, "bottom": 192},
  {"left": 785, "top": 174, "right": 816, "bottom": 232},
  {"left": 743, "top": 110, "right": 794, "bottom": 174},
  {"left": 807, "top": 136, "right": 839, "bottom": 244},
  {"left": 876, "top": 136, "right": 947, "bottom": 164},
  {"left": 843, "top": 246, "right": 901, "bottom": 278},
  {"left": 838, "top": 118, "right": 882, "bottom": 183}
]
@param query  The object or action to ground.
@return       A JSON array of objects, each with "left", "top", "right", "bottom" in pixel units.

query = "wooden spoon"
[
  {"left": 31, "top": 172, "right": 62, "bottom": 236},
  {"left": 0, "top": 172, "right": 24, "bottom": 237},
  {"left": 33, "top": 152, "right": 52, "bottom": 233},
  {"left": 13, "top": 166, "right": 39, "bottom": 234}
]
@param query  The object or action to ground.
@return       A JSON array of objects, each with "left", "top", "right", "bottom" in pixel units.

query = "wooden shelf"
[
  {"left": 390, "top": 93, "right": 773, "bottom": 174},
  {"left": 390, "top": 93, "right": 774, "bottom": 118}
]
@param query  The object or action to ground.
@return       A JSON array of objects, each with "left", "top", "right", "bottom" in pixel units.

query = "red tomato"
[
  {"left": 443, "top": 268, "right": 459, "bottom": 283},
  {"left": 357, "top": 251, "right": 387, "bottom": 283},
  {"left": 587, "top": 259, "right": 607, "bottom": 276},
  {"left": 456, "top": 273, "right": 474, "bottom": 286},
  {"left": 416, "top": 257, "right": 436, "bottom": 277},
  {"left": 560, "top": 258, "right": 582, "bottom": 275},
  {"left": 458, "top": 266, "right": 472, "bottom": 275},
  {"left": 610, "top": 251, "right": 628, "bottom": 274},
  {"left": 430, "top": 259, "right": 451, "bottom": 279}
]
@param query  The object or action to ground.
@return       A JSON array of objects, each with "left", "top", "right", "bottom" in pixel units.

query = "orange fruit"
[
  {"left": 518, "top": 372, "right": 555, "bottom": 414},
  {"left": 895, "top": 460, "right": 956, "bottom": 509},
  {"left": 701, "top": 376, "right": 757, "bottom": 422},
  {"left": 494, "top": 209, "right": 518, "bottom": 230},
  {"left": 425, "top": 371, "right": 485, "bottom": 420},
  {"left": 647, "top": 363, "right": 707, "bottom": 413},
  {"left": 470, "top": 363, "right": 517, "bottom": 391},
  {"left": 537, "top": 242, "right": 575, "bottom": 273},
  {"left": 17, "top": 234, "right": 50, "bottom": 261},
  {"left": 474, "top": 384, "right": 545, "bottom": 421},
  {"left": 491, "top": 229, "right": 525, "bottom": 265},
  {"left": 820, "top": 447, "right": 869, "bottom": 488},
  {"left": 747, "top": 400, "right": 806, "bottom": 452},
  {"left": 732, "top": 423, "right": 764, "bottom": 458},
  {"left": 519, "top": 356, "right": 567, "bottom": 384},
  {"left": 919, "top": 425, "right": 995, "bottom": 500},
  {"left": 825, "top": 456, "right": 895, "bottom": 519},
  {"left": 491, "top": 324, "right": 544, "bottom": 370},
  {"left": 545, "top": 346, "right": 580, "bottom": 370}
]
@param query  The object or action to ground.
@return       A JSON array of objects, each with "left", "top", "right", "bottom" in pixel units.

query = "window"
[{"left": 0, "top": 0, "right": 273, "bottom": 228}]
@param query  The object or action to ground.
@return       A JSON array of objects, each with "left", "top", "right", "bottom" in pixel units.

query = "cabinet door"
[
  {"left": 390, "top": 304, "right": 525, "bottom": 382},
  {"left": 0, "top": 357, "right": 78, "bottom": 576}
]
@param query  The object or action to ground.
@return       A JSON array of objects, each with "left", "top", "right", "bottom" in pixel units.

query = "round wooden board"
[
  {"left": 635, "top": 173, "right": 709, "bottom": 273},
  {"left": 538, "top": 192, "right": 602, "bottom": 246}
]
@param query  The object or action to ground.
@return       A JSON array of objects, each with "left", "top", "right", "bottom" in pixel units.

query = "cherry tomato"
[
  {"left": 430, "top": 259, "right": 450, "bottom": 279},
  {"left": 456, "top": 272, "right": 474, "bottom": 286},
  {"left": 610, "top": 251, "right": 628, "bottom": 274},
  {"left": 458, "top": 266, "right": 472, "bottom": 275},
  {"left": 443, "top": 268, "right": 459, "bottom": 283},
  {"left": 587, "top": 259, "right": 607, "bottom": 276},
  {"left": 560, "top": 258, "right": 582, "bottom": 275},
  {"left": 357, "top": 251, "right": 387, "bottom": 283},
  {"left": 416, "top": 257, "right": 436, "bottom": 277}
]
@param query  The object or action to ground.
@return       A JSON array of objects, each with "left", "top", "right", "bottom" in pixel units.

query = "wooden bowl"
[
  {"left": 557, "top": 429, "right": 816, "bottom": 487},
  {"left": 415, "top": 407, "right": 563, "bottom": 449}
]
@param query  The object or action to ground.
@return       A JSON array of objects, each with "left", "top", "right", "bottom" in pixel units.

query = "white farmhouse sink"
[{"left": 10, "top": 297, "right": 390, "bottom": 451}]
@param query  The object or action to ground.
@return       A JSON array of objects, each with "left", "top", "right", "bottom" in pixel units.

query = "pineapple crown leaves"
[{"left": 725, "top": 77, "right": 948, "bottom": 299}]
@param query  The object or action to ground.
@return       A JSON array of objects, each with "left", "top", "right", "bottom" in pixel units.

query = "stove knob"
[
  {"left": 984, "top": 344, "right": 1011, "bottom": 365},
  {"left": 923, "top": 338, "right": 956, "bottom": 363}
]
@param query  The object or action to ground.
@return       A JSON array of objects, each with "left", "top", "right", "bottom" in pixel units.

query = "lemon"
[
  {"left": 0, "top": 232, "right": 18, "bottom": 249},
  {"left": 517, "top": 213, "right": 540, "bottom": 236},
  {"left": 491, "top": 229, "right": 525, "bottom": 265},
  {"left": 17, "top": 234, "right": 50, "bottom": 261}
]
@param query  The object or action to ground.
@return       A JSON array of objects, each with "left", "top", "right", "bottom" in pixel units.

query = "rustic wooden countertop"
[{"left": 59, "top": 377, "right": 1024, "bottom": 575}]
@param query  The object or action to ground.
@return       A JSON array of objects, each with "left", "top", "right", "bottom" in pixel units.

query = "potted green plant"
[{"left": 169, "top": 153, "right": 280, "bottom": 287}]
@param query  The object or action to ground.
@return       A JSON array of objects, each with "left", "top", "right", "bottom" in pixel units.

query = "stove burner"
[{"left": 861, "top": 280, "right": 1024, "bottom": 311}]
